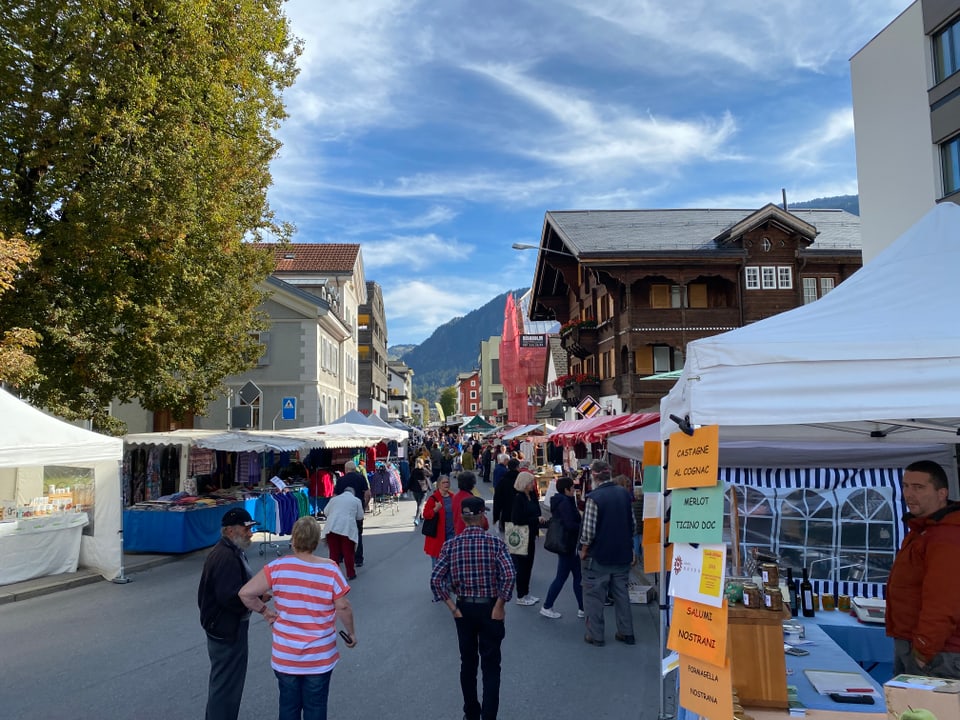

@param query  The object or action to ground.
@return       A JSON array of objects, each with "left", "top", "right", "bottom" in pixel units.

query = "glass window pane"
[{"left": 942, "top": 136, "right": 960, "bottom": 195}]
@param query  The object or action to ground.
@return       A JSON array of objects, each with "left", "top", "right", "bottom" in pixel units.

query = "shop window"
[{"left": 745, "top": 267, "right": 760, "bottom": 290}]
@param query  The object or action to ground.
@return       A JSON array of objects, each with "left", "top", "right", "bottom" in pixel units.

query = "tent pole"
[
  {"left": 658, "top": 439, "right": 673, "bottom": 720},
  {"left": 112, "top": 458, "right": 131, "bottom": 584}
]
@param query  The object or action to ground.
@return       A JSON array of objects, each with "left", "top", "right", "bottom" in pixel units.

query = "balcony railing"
[
  {"left": 560, "top": 325, "right": 598, "bottom": 359},
  {"left": 561, "top": 381, "right": 601, "bottom": 404}
]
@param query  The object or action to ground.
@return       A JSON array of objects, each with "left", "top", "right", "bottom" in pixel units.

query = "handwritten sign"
[
  {"left": 669, "top": 543, "right": 727, "bottom": 608},
  {"left": 667, "top": 425, "right": 719, "bottom": 489},
  {"left": 670, "top": 483, "right": 724, "bottom": 544},
  {"left": 678, "top": 654, "right": 734, "bottom": 720},
  {"left": 668, "top": 597, "right": 728, "bottom": 666}
]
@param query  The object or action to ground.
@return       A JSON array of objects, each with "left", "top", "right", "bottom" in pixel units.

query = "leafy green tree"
[
  {"left": 439, "top": 386, "right": 457, "bottom": 418},
  {"left": 0, "top": 232, "right": 39, "bottom": 385},
  {"left": 0, "top": 0, "right": 301, "bottom": 433}
]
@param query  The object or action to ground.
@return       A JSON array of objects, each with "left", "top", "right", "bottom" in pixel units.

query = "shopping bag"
[
  {"left": 504, "top": 522, "right": 530, "bottom": 555},
  {"left": 543, "top": 516, "right": 572, "bottom": 554},
  {"left": 420, "top": 514, "right": 439, "bottom": 537}
]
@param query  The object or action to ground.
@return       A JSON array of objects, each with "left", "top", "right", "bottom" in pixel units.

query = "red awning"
[{"left": 548, "top": 413, "right": 659, "bottom": 447}]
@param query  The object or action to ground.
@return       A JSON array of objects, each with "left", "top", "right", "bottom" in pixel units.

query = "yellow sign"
[
  {"left": 678, "top": 654, "right": 734, "bottom": 720},
  {"left": 577, "top": 395, "right": 601, "bottom": 418},
  {"left": 667, "top": 424, "right": 720, "bottom": 489},
  {"left": 643, "top": 440, "right": 661, "bottom": 467},
  {"left": 667, "top": 598, "right": 728, "bottom": 667},
  {"left": 698, "top": 547, "right": 725, "bottom": 598}
]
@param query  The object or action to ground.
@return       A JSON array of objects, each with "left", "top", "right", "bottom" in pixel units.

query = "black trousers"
[
  {"left": 454, "top": 600, "right": 506, "bottom": 720},
  {"left": 205, "top": 619, "right": 249, "bottom": 720},
  {"left": 355, "top": 519, "right": 364, "bottom": 564}
]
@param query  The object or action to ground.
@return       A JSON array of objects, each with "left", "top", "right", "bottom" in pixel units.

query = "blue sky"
[{"left": 270, "top": 0, "right": 910, "bottom": 346}]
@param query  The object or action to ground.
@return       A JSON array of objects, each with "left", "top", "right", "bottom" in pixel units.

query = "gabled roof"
[
  {"left": 254, "top": 243, "right": 361, "bottom": 273},
  {"left": 543, "top": 207, "right": 860, "bottom": 256},
  {"left": 713, "top": 203, "right": 817, "bottom": 246}
]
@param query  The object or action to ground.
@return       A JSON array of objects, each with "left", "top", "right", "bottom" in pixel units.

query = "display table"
[
  {"left": 802, "top": 612, "right": 893, "bottom": 683},
  {"left": 0, "top": 512, "right": 89, "bottom": 585},
  {"left": 123, "top": 502, "right": 243, "bottom": 553}
]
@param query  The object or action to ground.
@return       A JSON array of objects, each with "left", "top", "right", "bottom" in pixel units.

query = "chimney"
[{"left": 782, "top": 188, "right": 788, "bottom": 211}]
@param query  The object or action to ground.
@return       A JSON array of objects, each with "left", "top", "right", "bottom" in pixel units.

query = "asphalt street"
[{"left": 0, "top": 493, "right": 673, "bottom": 720}]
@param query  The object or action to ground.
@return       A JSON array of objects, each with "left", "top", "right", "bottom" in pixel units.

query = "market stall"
[
  {"left": 659, "top": 203, "right": 960, "bottom": 719},
  {"left": 0, "top": 388, "right": 123, "bottom": 584}
]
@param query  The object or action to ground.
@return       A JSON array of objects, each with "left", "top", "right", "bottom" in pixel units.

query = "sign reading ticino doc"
[{"left": 667, "top": 424, "right": 719, "bottom": 490}]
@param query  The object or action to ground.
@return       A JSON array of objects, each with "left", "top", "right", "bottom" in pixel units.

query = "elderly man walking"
[
  {"left": 431, "top": 496, "right": 516, "bottom": 720},
  {"left": 579, "top": 459, "right": 636, "bottom": 647}
]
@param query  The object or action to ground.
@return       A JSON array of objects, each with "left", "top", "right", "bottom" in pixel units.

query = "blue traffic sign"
[{"left": 281, "top": 396, "right": 297, "bottom": 420}]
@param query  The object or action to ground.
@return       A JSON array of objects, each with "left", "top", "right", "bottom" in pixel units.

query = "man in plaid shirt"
[{"left": 431, "top": 496, "right": 516, "bottom": 720}]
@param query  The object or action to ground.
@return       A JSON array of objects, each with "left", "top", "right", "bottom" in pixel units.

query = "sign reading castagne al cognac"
[{"left": 667, "top": 424, "right": 719, "bottom": 489}]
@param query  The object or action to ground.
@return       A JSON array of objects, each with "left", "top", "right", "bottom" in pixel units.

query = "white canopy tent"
[
  {"left": 0, "top": 388, "right": 123, "bottom": 581},
  {"left": 661, "top": 202, "right": 960, "bottom": 488}
]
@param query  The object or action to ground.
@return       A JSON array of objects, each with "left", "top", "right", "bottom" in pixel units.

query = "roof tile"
[{"left": 253, "top": 242, "right": 360, "bottom": 273}]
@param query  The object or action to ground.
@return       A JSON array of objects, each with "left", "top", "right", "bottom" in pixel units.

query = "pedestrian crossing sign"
[
  {"left": 577, "top": 395, "right": 601, "bottom": 418},
  {"left": 281, "top": 396, "right": 296, "bottom": 420}
]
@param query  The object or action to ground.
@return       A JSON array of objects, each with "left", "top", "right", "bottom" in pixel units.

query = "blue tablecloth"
[
  {"left": 787, "top": 622, "right": 887, "bottom": 714},
  {"left": 123, "top": 502, "right": 244, "bottom": 553},
  {"left": 802, "top": 611, "right": 894, "bottom": 683}
]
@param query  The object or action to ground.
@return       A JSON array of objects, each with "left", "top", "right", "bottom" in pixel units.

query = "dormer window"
[{"left": 761, "top": 236, "right": 771, "bottom": 252}]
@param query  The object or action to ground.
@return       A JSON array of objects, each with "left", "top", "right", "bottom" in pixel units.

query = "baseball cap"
[
  {"left": 221, "top": 508, "right": 257, "bottom": 528},
  {"left": 461, "top": 496, "right": 486, "bottom": 516}
]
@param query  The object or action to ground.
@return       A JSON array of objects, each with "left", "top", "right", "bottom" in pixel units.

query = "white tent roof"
[
  {"left": 662, "top": 203, "right": 960, "bottom": 447},
  {"left": 0, "top": 388, "right": 121, "bottom": 466}
]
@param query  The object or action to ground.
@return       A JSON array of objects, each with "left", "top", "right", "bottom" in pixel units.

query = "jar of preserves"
[
  {"left": 838, "top": 594, "right": 851, "bottom": 612},
  {"left": 760, "top": 562, "right": 779, "bottom": 587},
  {"left": 763, "top": 584, "right": 784, "bottom": 612},
  {"left": 742, "top": 582, "right": 762, "bottom": 609}
]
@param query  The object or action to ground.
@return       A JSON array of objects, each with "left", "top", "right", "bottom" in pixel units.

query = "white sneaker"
[
  {"left": 516, "top": 596, "right": 538, "bottom": 606},
  {"left": 539, "top": 607, "right": 561, "bottom": 619},
  {"left": 528, "top": 595, "right": 540, "bottom": 604},
  {"left": 577, "top": 609, "right": 586, "bottom": 619}
]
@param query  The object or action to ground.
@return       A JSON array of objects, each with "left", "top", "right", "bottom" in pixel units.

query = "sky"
[{"left": 270, "top": 0, "right": 911, "bottom": 346}]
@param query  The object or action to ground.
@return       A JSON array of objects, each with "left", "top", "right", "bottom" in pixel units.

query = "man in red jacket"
[{"left": 886, "top": 460, "right": 960, "bottom": 678}]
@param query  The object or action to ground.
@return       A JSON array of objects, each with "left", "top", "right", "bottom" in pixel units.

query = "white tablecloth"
[{"left": 0, "top": 512, "right": 89, "bottom": 585}]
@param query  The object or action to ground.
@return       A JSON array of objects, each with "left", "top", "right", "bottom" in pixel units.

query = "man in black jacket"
[
  {"left": 334, "top": 461, "right": 370, "bottom": 566},
  {"left": 197, "top": 507, "right": 262, "bottom": 720}
]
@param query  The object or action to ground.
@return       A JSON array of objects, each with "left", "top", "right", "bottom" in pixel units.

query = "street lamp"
[{"left": 511, "top": 242, "right": 571, "bottom": 257}]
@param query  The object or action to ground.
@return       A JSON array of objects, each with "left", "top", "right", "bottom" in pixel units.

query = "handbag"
[
  {"left": 543, "top": 516, "right": 572, "bottom": 555},
  {"left": 504, "top": 522, "right": 530, "bottom": 556},
  {"left": 420, "top": 514, "right": 439, "bottom": 538}
]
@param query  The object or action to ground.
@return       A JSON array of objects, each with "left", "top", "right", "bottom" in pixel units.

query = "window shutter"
[
  {"left": 635, "top": 346, "right": 653, "bottom": 375},
  {"left": 650, "top": 284, "right": 670, "bottom": 308},
  {"left": 688, "top": 283, "right": 708, "bottom": 308}
]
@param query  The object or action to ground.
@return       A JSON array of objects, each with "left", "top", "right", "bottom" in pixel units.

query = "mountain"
[
  {"left": 386, "top": 344, "right": 416, "bottom": 361},
  {"left": 400, "top": 287, "right": 528, "bottom": 403},
  {"left": 790, "top": 194, "right": 859, "bottom": 215}
]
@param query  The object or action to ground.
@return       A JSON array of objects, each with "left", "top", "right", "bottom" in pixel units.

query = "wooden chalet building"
[{"left": 526, "top": 204, "right": 862, "bottom": 413}]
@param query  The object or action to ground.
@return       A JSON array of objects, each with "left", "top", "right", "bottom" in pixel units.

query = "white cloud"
[
  {"left": 322, "top": 172, "right": 566, "bottom": 204},
  {"left": 392, "top": 205, "right": 458, "bottom": 229},
  {"left": 690, "top": 179, "right": 861, "bottom": 210},
  {"left": 782, "top": 108, "right": 855, "bottom": 167},
  {"left": 362, "top": 234, "right": 473, "bottom": 271}
]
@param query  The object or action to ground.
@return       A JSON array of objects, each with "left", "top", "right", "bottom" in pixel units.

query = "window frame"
[
  {"left": 802, "top": 277, "right": 818, "bottom": 305},
  {"left": 934, "top": 18, "right": 960, "bottom": 84},
  {"left": 761, "top": 266, "right": 777, "bottom": 290},
  {"left": 777, "top": 266, "right": 793, "bottom": 290},
  {"left": 942, "top": 133, "right": 960, "bottom": 196},
  {"left": 744, "top": 267, "right": 760, "bottom": 290}
]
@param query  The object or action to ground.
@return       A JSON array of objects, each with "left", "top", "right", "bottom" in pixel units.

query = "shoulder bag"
[
  {"left": 543, "top": 515, "right": 572, "bottom": 554},
  {"left": 504, "top": 522, "right": 530, "bottom": 555},
  {"left": 421, "top": 513, "right": 439, "bottom": 537}
]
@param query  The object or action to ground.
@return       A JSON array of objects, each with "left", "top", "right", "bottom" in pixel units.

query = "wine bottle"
[
  {"left": 786, "top": 567, "right": 799, "bottom": 617},
  {"left": 800, "top": 567, "right": 815, "bottom": 617}
]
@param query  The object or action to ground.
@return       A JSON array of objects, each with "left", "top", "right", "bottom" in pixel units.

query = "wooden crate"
[{"left": 728, "top": 603, "right": 791, "bottom": 709}]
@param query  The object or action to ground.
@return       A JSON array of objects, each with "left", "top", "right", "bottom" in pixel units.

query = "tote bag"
[
  {"left": 420, "top": 514, "right": 439, "bottom": 538},
  {"left": 504, "top": 522, "right": 530, "bottom": 556},
  {"left": 543, "top": 516, "right": 572, "bottom": 554}
]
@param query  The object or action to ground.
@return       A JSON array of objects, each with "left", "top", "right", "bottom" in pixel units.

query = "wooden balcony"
[
  {"left": 628, "top": 307, "right": 740, "bottom": 330},
  {"left": 560, "top": 325, "right": 598, "bottom": 359},
  {"left": 561, "top": 381, "right": 601, "bottom": 404}
]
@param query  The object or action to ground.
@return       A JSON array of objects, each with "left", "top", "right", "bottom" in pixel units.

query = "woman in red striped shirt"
[{"left": 240, "top": 516, "right": 357, "bottom": 720}]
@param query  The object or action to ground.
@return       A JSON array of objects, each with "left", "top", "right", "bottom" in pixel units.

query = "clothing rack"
[{"left": 251, "top": 483, "right": 308, "bottom": 557}]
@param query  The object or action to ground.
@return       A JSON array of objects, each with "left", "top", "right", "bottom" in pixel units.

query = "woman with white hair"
[
  {"left": 321, "top": 487, "right": 364, "bottom": 580},
  {"left": 511, "top": 471, "right": 544, "bottom": 605}
]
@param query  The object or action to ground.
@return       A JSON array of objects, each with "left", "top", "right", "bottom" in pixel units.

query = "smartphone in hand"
[{"left": 338, "top": 630, "right": 353, "bottom": 644}]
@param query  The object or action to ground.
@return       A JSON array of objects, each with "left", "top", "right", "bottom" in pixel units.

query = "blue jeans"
[
  {"left": 543, "top": 552, "right": 583, "bottom": 611},
  {"left": 275, "top": 670, "right": 333, "bottom": 720}
]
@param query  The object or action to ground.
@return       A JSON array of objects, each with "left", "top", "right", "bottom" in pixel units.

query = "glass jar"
[
  {"left": 763, "top": 584, "right": 783, "bottom": 612},
  {"left": 760, "top": 563, "right": 779, "bottom": 587},
  {"left": 742, "top": 582, "right": 762, "bottom": 609},
  {"left": 838, "top": 594, "right": 851, "bottom": 613},
  {"left": 821, "top": 593, "right": 835, "bottom": 611}
]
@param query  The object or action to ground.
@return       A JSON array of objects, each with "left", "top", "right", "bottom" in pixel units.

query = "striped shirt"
[{"left": 263, "top": 556, "right": 350, "bottom": 675}]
